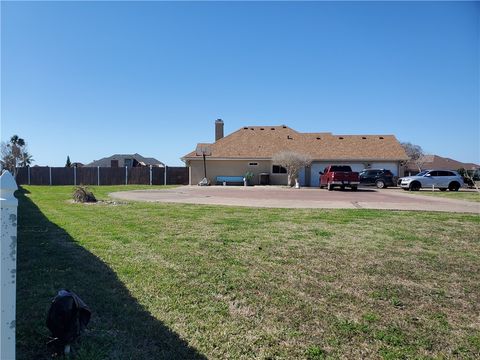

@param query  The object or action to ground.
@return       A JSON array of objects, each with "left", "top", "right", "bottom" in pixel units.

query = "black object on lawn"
[{"left": 46, "top": 289, "right": 91, "bottom": 356}]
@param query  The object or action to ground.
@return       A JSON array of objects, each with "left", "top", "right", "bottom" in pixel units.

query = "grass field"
[
  {"left": 401, "top": 189, "right": 480, "bottom": 202},
  {"left": 17, "top": 185, "right": 480, "bottom": 359}
]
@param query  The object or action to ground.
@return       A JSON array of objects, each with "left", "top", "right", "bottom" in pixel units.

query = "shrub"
[{"left": 73, "top": 186, "right": 97, "bottom": 203}]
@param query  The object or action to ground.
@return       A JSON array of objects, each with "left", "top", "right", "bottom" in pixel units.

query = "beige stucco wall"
[{"left": 187, "top": 159, "right": 288, "bottom": 185}]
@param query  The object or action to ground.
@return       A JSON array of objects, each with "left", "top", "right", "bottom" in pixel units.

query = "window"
[
  {"left": 248, "top": 162, "right": 258, "bottom": 166},
  {"left": 124, "top": 159, "right": 133, "bottom": 168},
  {"left": 272, "top": 165, "right": 287, "bottom": 174}
]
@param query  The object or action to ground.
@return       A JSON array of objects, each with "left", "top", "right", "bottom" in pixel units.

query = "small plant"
[
  {"left": 244, "top": 171, "right": 254, "bottom": 185},
  {"left": 73, "top": 186, "right": 97, "bottom": 203}
]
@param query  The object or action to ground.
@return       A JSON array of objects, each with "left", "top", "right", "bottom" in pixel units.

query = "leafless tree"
[
  {"left": 272, "top": 151, "right": 312, "bottom": 187},
  {"left": 401, "top": 142, "right": 425, "bottom": 172}
]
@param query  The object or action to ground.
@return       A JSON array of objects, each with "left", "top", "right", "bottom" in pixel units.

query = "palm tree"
[
  {"left": 10, "top": 135, "right": 25, "bottom": 147},
  {"left": 19, "top": 151, "right": 34, "bottom": 167}
]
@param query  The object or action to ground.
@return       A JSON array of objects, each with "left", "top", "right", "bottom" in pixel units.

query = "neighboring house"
[
  {"left": 182, "top": 120, "right": 408, "bottom": 186},
  {"left": 87, "top": 153, "right": 165, "bottom": 168},
  {"left": 404, "top": 155, "right": 479, "bottom": 175}
]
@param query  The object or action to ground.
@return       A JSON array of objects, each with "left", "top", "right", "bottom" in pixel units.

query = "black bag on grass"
[{"left": 46, "top": 289, "right": 91, "bottom": 354}]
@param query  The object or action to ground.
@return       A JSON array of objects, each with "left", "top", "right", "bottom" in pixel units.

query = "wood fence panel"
[
  {"left": 128, "top": 167, "right": 149, "bottom": 184},
  {"left": 52, "top": 167, "right": 75, "bottom": 185},
  {"left": 30, "top": 167, "right": 50, "bottom": 185},
  {"left": 16, "top": 167, "right": 29, "bottom": 184},
  {"left": 166, "top": 167, "right": 189, "bottom": 185},
  {"left": 152, "top": 167, "right": 165, "bottom": 185},
  {"left": 100, "top": 167, "right": 125, "bottom": 185},
  {"left": 76, "top": 167, "right": 98, "bottom": 185}
]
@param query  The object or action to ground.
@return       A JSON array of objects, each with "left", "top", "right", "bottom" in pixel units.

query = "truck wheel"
[
  {"left": 327, "top": 182, "right": 333, "bottom": 191},
  {"left": 320, "top": 185, "right": 324, "bottom": 189},
  {"left": 375, "top": 180, "right": 385, "bottom": 189},
  {"left": 351, "top": 185, "right": 358, "bottom": 191}
]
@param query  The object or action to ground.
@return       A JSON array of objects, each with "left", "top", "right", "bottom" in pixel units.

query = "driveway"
[{"left": 110, "top": 186, "right": 480, "bottom": 213}]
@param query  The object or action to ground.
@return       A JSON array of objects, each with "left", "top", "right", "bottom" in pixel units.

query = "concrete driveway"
[{"left": 110, "top": 186, "right": 480, "bottom": 213}]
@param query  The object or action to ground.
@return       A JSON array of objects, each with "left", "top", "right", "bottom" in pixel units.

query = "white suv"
[{"left": 399, "top": 170, "right": 464, "bottom": 191}]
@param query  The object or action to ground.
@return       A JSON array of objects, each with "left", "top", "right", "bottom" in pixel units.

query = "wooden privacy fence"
[{"left": 15, "top": 166, "right": 189, "bottom": 186}]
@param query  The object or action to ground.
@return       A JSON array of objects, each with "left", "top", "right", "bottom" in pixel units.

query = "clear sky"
[{"left": 1, "top": 1, "right": 479, "bottom": 166}]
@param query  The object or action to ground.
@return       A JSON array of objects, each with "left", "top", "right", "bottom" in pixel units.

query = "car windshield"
[{"left": 416, "top": 171, "right": 428, "bottom": 176}]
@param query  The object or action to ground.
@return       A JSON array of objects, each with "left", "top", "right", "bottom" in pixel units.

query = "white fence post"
[
  {"left": 125, "top": 166, "right": 128, "bottom": 185},
  {"left": 0, "top": 171, "right": 18, "bottom": 360}
]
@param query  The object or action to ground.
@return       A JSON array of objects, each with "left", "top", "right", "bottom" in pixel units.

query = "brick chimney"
[{"left": 215, "top": 119, "right": 224, "bottom": 141}]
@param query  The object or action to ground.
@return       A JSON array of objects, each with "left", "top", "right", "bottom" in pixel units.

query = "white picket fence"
[{"left": 0, "top": 171, "right": 18, "bottom": 360}]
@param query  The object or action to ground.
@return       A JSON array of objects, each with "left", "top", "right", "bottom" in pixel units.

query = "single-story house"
[
  {"left": 404, "top": 155, "right": 479, "bottom": 175},
  {"left": 182, "top": 120, "right": 409, "bottom": 187},
  {"left": 87, "top": 153, "right": 164, "bottom": 168}
]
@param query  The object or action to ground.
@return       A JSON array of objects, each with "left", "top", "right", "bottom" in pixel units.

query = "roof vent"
[
  {"left": 282, "top": 125, "right": 287, "bottom": 128},
  {"left": 338, "top": 137, "right": 344, "bottom": 140},
  {"left": 243, "top": 127, "right": 248, "bottom": 130},
  {"left": 250, "top": 128, "right": 254, "bottom": 130},
  {"left": 316, "top": 137, "right": 321, "bottom": 140},
  {"left": 362, "top": 137, "right": 367, "bottom": 139},
  {"left": 260, "top": 128, "right": 264, "bottom": 130},
  {"left": 287, "top": 135, "right": 293, "bottom": 140},
  {"left": 271, "top": 127, "right": 275, "bottom": 130},
  {"left": 379, "top": 136, "right": 384, "bottom": 139}
]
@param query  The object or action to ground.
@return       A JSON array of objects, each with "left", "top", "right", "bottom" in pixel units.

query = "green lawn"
[
  {"left": 401, "top": 189, "right": 480, "bottom": 202},
  {"left": 17, "top": 185, "right": 480, "bottom": 359}
]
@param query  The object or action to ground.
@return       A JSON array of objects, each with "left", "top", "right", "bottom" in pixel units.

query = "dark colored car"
[{"left": 359, "top": 169, "right": 395, "bottom": 188}]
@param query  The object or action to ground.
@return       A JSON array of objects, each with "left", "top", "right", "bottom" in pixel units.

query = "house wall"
[
  {"left": 188, "top": 159, "right": 401, "bottom": 187},
  {"left": 188, "top": 159, "right": 289, "bottom": 186},
  {"left": 309, "top": 161, "right": 400, "bottom": 187}
]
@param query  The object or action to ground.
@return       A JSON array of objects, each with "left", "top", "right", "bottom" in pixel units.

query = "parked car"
[
  {"left": 320, "top": 165, "right": 359, "bottom": 191},
  {"left": 398, "top": 170, "right": 464, "bottom": 191},
  {"left": 359, "top": 169, "right": 396, "bottom": 188}
]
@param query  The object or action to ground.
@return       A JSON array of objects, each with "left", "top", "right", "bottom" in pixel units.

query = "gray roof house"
[{"left": 87, "top": 153, "right": 165, "bottom": 168}]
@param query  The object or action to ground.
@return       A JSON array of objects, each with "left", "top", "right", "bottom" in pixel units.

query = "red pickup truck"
[{"left": 320, "top": 165, "right": 359, "bottom": 191}]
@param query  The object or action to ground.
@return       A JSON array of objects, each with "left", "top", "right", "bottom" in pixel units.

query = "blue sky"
[{"left": 1, "top": 1, "right": 479, "bottom": 166}]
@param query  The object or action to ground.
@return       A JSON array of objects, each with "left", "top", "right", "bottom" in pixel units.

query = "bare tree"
[
  {"left": 401, "top": 142, "right": 425, "bottom": 172},
  {"left": 1, "top": 135, "right": 33, "bottom": 177},
  {"left": 272, "top": 151, "right": 312, "bottom": 187}
]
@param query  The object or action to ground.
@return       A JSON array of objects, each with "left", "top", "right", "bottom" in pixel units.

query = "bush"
[{"left": 73, "top": 186, "right": 97, "bottom": 203}]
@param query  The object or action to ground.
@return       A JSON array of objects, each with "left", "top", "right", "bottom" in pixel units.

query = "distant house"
[
  {"left": 404, "top": 155, "right": 479, "bottom": 175},
  {"left": 87, "top": 153, "right": 164, "bottom": 168},
  {"left": 182, "top": 120, "right": 408, "bottom": 186}
]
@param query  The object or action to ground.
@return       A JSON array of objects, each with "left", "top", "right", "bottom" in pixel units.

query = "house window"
[
  {"left": 272, "top": 165, "right": 287, "bottom": 174},
  {"left": 124, "top": 159, "right": 133, "bottom": 168},
  {"left": 248, "top": 162, "right": 258, "bottom": 166}
]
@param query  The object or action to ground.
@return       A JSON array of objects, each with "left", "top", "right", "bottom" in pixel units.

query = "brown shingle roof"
[
  {"left": 183, "top": 125, "right": 408, "bottom": 161},
  {"left": 406, "top": 155, "right": 479, "bottom": 171}
]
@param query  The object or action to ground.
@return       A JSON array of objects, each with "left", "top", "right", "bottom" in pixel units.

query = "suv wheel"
[
  {"left": 448, "top": 182, "right": 460, "bottom": 191},
  {"left": 327, "top": 182, "right": 333, "bottom": 191},
  {"left": 375, "top": 180, "right": 385, "bottom": 189},
  {"left": 409, "top": 182, "right": 421, "bottom": 191}
]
